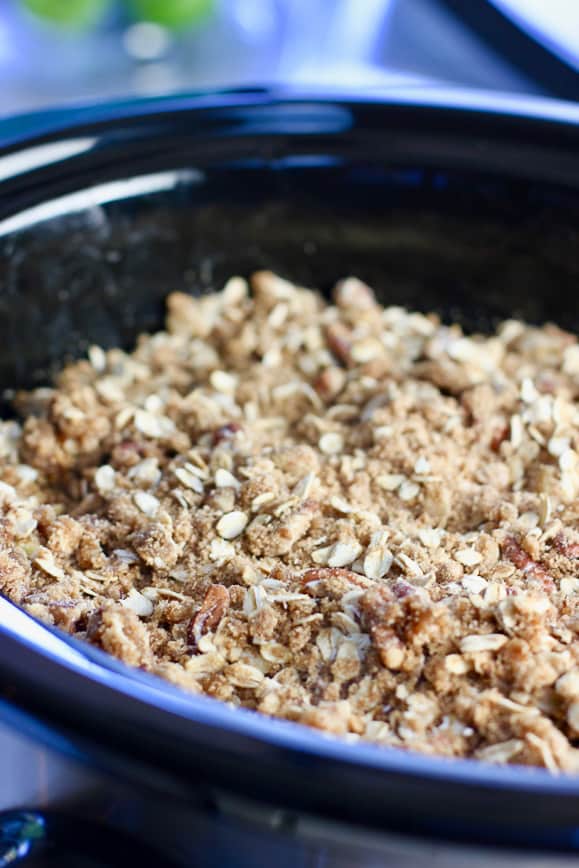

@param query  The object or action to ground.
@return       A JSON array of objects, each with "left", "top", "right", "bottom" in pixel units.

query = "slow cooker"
[{"left": 1, "top": 88, "right": 579, "bottom": 867}]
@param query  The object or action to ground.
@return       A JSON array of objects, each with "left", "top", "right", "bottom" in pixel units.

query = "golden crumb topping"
[{"left": 1, "top": 271, "right": 579, "bottom": 771}]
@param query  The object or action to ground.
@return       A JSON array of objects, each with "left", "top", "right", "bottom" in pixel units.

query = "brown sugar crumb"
[{"left": 2, "top": 270, "right": 579, "bottom": 772}]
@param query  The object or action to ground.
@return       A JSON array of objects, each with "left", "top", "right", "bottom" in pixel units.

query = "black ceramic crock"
[{"left": 1, "top": 87, "right": 579, "bottom": 865}]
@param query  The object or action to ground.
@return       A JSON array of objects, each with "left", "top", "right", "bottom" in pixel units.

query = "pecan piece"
[
  {"left": 212, "top": 422, "right": 242, "bottom": 445},
  {"left": 313, "top": 366, "right": 346, "bottom": 401},
  {"left": 188, "top": 584, "right": 230, "bottom": 648},
  {"left": 110, "top": 439, "right": 143, "bottom": 469},
  {"left": 502, "top": 537, "right": 554, "bottom": 592},
  {"left": 325, "top": 322, "right": 353, "bottom": 366},
  {"left": 554, "top": 533, "right": 579, "bottom": 560},
  {"left": 502, "top": 536, "right": 532, "bottom": 570},
  {"left": 490, "top": 425, "right": 509, "bottom": 452}
]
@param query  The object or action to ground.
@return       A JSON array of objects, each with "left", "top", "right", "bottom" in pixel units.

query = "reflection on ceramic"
[
  {"left": 0, "top": 723, "right": 96, "bottom": 810},
  {"left": 0, "top": 169, "right": 201, "bottom": 235}
]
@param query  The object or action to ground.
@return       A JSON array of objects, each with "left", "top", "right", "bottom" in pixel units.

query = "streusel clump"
[{"left": 1, "top": 271, "right": 579, "bottom": 771}]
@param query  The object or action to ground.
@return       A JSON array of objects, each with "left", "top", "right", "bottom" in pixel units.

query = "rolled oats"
[
  {"left": 174, "top": 467, "right": 204, "bottom": 493},
  {"left": 94, "top": 464, "right": 116, "bottom": 494},
  {"left": 398, "top": 480, "right": 420, "bottom": 502},
  {"left": 460, "top": 634, "right": 508, "bottom": 653},
  {"left": 454, "top": 549, "right": 483, "bottom": 567},
  {"left": 121, "top": 588, "right": 154, "bottom": 617},
  {"left": 318, "top": 432, "right": 343, "bottom": 455},
  {"left": 214, "top": 468, "right": 240, "bottom": 489},
  {"left": 363, "top": 546, "right": 393, "bottom": 580},
  {"left": 133, "top": 491, "right": 160, "bottom": 518},
  {"left": 327, "top": 541, "right": 362, "bottom": 568},
  {"left": 216, "top": 511, "right": 249, "bottom": 540}
]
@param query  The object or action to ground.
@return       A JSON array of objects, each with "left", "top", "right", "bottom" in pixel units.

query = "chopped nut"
[
  {"left": 188, "top": 584, "right": 230, "bottom": 647},
  {"left": 314, "top": 366, "right": 347, "bottom": 401}
]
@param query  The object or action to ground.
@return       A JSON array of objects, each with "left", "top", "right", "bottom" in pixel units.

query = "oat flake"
[
  {"left": 217, "top": 511, "right": 249, "bottom": 539},
  {"left": 133, "top": 491, "right": 160, "bottom": 517},
  {"left": 319, "top": 432, "right": 343, "bottom": 455}
]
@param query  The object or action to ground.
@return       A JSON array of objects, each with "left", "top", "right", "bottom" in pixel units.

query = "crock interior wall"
[{"left": 1, "top": 163, "right": 578, "bottom": 410}]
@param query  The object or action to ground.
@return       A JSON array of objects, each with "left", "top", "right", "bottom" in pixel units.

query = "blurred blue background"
[{"left": 1, "top": 0, "right": 578, "bottom": 115}]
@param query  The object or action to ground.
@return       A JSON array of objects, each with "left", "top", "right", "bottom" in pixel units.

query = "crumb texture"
[{"left": 2, "top": 272, "right": 579, "bottom": 771}]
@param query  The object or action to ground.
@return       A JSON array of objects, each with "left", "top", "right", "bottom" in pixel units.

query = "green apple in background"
[
  {"left": 128, "top": 0, "right": 215, "bottom": 29},
  {"left": 22, "top": 0, "right": 111, "bottom": 28}
]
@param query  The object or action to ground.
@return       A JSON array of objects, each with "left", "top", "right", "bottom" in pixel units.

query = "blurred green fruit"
[
  {"left": 22, "top": 0, "right": 111, "bottom": 28},
  {"left": 128, "top": 0, "right": 215, "bottom": 30}
]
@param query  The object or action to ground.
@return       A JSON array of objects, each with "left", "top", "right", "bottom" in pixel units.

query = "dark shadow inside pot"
[{"left": 1, "top": 161, "right": 578, "bottom": 412}]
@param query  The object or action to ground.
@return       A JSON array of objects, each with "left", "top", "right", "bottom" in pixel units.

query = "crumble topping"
[{"left": 1, "top": 271, "right": 579, "bottom": 771}]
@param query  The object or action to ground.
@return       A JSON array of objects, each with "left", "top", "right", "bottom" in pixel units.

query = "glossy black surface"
[
  {"left": 0, "top": 809, "right": 182, "bottom": 867},
  {"left": 2, "top": 90, "right": 579, "bottom": 848}
]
